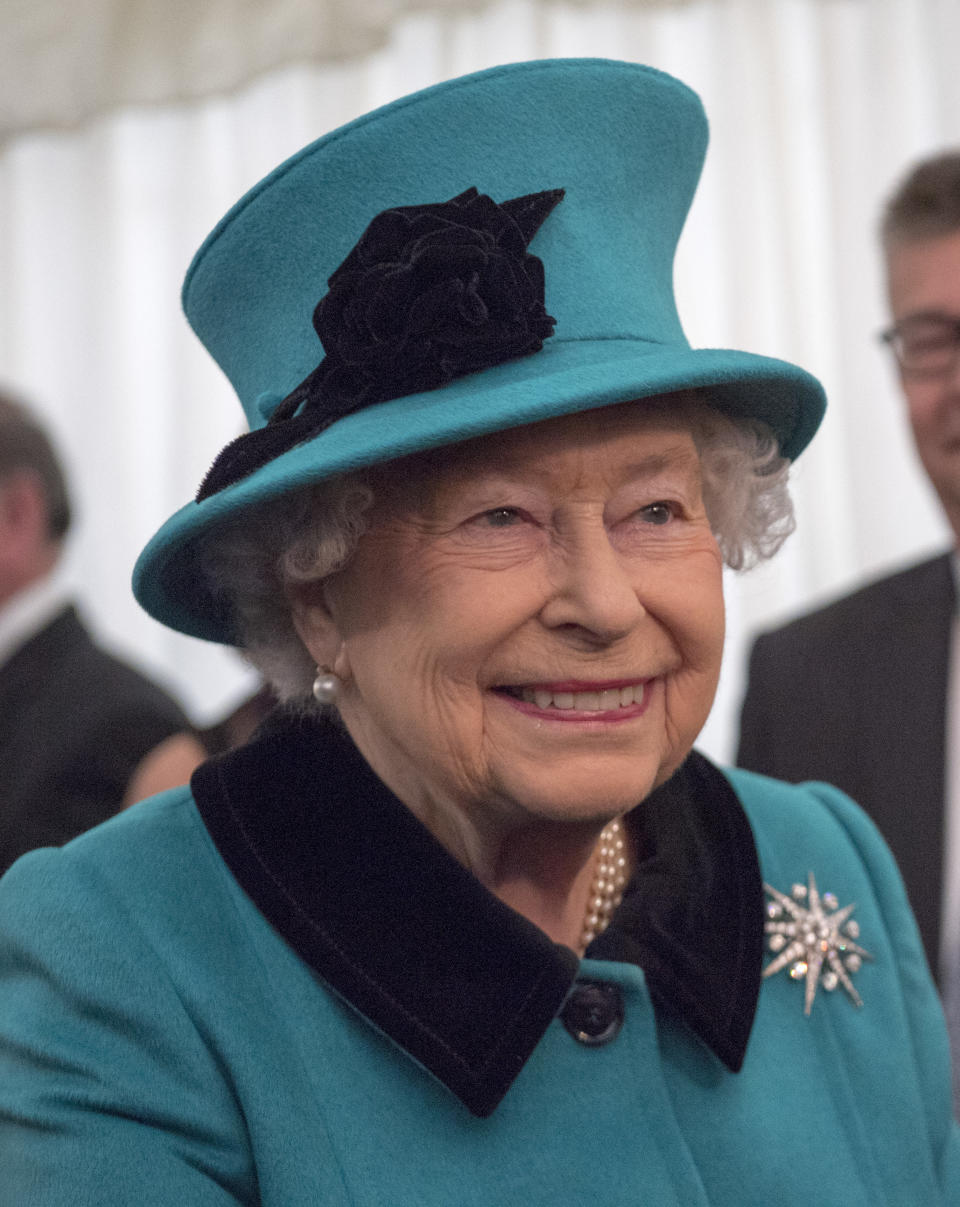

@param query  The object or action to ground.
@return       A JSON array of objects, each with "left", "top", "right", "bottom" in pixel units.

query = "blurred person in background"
[
  {"left": 737, "top": 151, "right": 960, "bottom": 1103},
  {"left": 124, "top": 682, "right": 277, "bottom": 801},
  {"left": 0, "top": 390, "right": 198, "bottom": 872}
]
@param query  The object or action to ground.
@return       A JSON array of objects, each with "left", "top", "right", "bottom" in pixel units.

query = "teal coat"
[{"left": 0, "top": 716, "right": 957, "bottom": 1205}]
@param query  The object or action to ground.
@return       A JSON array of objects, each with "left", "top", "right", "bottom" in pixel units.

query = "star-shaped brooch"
[{"left": 763, "top": 872, "right": 873, "bottom": 1015}]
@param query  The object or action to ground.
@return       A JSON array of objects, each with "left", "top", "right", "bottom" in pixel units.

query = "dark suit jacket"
[
  {"left": 737, "top": 552, "right": 954, "bottom": 980},
  {"left": 0, "top": 605, "right": 190, "bottom": 874}
]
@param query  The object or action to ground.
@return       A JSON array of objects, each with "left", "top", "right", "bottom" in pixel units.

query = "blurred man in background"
[
  {"left": 737, "top": 152, "right": 960, "bottom": 998},
  {"left": 0, "top": 390, "right": 196, "bottom": 873}
]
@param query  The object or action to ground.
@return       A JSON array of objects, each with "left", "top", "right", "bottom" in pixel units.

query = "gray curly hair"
[{"left": 199, "top": 393, "right": 793, "bottom": 705}]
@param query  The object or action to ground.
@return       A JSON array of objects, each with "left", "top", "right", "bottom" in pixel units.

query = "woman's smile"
[{"left": 493, "top": 678, "right": 651, "bottom": 722}]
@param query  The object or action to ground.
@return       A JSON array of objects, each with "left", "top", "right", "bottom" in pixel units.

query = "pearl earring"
[{"left": 312, "top": 667, "right": 342, "bottom": 706}]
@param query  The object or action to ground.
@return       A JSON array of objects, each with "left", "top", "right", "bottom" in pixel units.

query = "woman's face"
[{"left": 292, "top": 401, "right": 725, "bottom": 837}]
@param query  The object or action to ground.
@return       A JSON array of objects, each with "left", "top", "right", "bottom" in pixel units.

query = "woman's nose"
[{"left": 538, "top": 529, "right": 645, "bottom": 642}]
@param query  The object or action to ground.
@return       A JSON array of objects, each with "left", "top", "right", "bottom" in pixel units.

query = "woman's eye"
[
  {"left": 639, "top": 502, "right": 674, "bottom": 526},
  {"left": 480, "top": 507, "right": 524, "bottom": 528},
  {"left": 456, "top": 505, "right": 537, "bottom": 543}
]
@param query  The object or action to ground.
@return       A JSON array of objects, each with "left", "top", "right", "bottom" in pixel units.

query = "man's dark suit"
[
  {"left": 0, "top": 604, "right": 190, "bottom": 874},
  {"left": 737, "top": 552, "right": 954, "bottom": 980}
]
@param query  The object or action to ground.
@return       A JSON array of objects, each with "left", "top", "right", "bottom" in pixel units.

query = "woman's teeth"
[{"left": 518, "top": 684, "right": 644, "bottom": 711}]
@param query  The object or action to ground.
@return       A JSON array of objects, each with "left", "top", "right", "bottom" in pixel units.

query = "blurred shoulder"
[{"left": 751, "top": 551, "right": 952, "bottom": 654}]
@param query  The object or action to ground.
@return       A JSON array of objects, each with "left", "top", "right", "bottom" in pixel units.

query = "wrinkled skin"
[{"left": 290, "top": 400, "right": 725, "bottom": 943}]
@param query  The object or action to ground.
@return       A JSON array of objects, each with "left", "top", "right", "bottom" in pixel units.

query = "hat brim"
[{"left": 133, "top": 337, "right": 825, "bottom": 644}]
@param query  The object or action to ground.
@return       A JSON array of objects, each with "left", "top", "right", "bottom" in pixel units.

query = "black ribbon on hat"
[{"left": 197, "top": 186, "right": 565, "bottom": 501}]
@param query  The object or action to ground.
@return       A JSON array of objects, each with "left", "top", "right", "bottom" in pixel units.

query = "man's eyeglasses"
[{"left": 879, "top": 313, "right": 960, "bottom": 378}]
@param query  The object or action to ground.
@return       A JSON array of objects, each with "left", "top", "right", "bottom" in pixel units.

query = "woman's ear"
[{"left": 287, "top": 580, "right": 349, "bottom": 679}]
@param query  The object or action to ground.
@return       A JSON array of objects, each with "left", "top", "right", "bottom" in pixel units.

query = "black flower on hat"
[{"left": 197, "top": 186, "right": 564, "bottom": 501}]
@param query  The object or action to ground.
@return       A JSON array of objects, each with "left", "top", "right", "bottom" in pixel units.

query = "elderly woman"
[{"left": 0, "top": 59, "right": 957, "bottom": 1205}]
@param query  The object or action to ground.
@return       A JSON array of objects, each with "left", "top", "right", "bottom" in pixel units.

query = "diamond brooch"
[{"left": 763, "top": 872, "right": 873, "bottom": 1015}]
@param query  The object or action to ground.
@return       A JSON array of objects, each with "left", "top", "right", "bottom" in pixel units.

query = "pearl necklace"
[{"left": 578, "top": 818, "right": 629, "bottom": 956}]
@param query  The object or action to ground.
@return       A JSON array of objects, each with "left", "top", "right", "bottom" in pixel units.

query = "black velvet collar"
[{"left": 191, "top": 713, "right": 763, "bottom": 1117}]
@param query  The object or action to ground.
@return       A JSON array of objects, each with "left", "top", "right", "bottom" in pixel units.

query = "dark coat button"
[{"left": 561, "top": 980, "right": 624, "bottom": 1046}]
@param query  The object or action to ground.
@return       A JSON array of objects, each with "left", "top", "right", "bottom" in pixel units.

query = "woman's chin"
[
  {"left": 490, "top": 763, "right": 665, "bottom": 827},
  {"left": 481, "top": 708, "right": 685, "bottom": 822}
]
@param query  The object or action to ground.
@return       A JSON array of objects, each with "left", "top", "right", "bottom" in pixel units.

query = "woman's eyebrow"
[{"left": 621, "top": 447, "right": 699, "bottom": 478}]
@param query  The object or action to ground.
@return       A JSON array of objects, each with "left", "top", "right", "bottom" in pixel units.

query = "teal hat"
[{"left": 134, "top": 58, "right": 826, "bottom": 644}]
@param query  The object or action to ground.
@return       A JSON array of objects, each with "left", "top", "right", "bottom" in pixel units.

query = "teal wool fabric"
[{"left": 0, "top": 766, "right": 957, "bottom": 1204}]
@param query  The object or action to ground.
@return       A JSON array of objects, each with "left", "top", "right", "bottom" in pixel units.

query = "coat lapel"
[{"left": 192, "top": 714, "right": 763, "bottom": 1115}]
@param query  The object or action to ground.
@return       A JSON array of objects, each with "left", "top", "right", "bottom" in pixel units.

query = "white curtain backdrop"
[
  {"left": 2, "top": 0, "right": 692, "bottom": 140},
  {"left": 1, "top": 0, "right": 957, "bottom": 761}
]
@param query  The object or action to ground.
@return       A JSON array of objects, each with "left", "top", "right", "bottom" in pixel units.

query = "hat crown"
[{"left": 183, "top": 59, "right": 708, "bottom": 428}]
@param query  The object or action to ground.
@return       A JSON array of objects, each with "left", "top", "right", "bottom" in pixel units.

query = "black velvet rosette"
[{"left": 198, "top": 186, "right": 564, "bottom": 501}]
